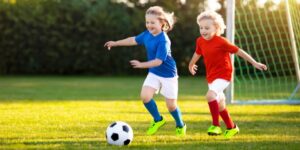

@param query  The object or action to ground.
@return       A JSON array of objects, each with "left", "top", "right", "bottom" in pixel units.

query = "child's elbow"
[{"left": 155, "top": 59, "right": 163, "bottom": 66}]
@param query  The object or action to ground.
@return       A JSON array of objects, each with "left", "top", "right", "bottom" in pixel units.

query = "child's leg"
[
  {"left": 142, "top": 86, "right": 165, "bottom": 135},
  {"left": 166, "top": 98, "right": 186, "bottom": 136},
  {"left": 206, "top": 90, "right": 220, "bottom": 126},
  {"left": 166, "top": 98, "right": 184, "bottom": 127},
  {"left": 206, "top": 90, "right": 223, "bottom": 135},
  {"left": 159, "top": 74, "right": 183, "bottom": 127},
  {"left": 207, "top": 79, "right": 231, "bottom": 127},
  {"left": 218, "top": 93, "right": 235, "bottom": 129},
  {"left": 159, "top": 75, "right": 186, "bottom": 135},
  {"left": 142, "top": 73, "right": 166, "bottom": 135},
  {"left": 218, "top": 94, "right": 239, "bottom": 139},
  {"left": 141, "top": 86, "right": 162, "bottom": 122}
]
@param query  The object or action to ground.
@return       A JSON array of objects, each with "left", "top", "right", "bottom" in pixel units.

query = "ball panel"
[
  {"left": 110, "top": 122, "right": 117, "bottom": 128},
  {"left": 124, "top": 139, "right": 131, "bottom": 145},
  {"left": 111, "top": 133, "right": 119, "bottom": 141},
  {"left": 122, "top": 125, "right": 129, "bottom": 133}
]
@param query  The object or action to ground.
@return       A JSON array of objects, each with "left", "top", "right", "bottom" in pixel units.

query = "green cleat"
[
  {"left": 207, "top": 125, "right": 222, "bottom": 135},
  {"left": 146, "top": 117, "right": 166, "bottom": 135},
  {"left": 224, "top": 125, "right": 239, "bottom": 139},
  {"left": 176, "top": 124, "right": 187, "bottom": 136}
]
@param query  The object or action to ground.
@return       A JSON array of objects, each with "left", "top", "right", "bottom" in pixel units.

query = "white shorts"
[
  {"left": 208, "top": 79, "right": 230, "bottom": 102},
  {"left": 143, "top": 73, "right": 178, "bottom": 99}
]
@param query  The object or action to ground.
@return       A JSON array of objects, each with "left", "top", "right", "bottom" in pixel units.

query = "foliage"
[{"left": 0, "top": 0, "right": 205, "bottom": 75}]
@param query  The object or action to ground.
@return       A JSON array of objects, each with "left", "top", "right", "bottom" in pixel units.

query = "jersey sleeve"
[
  {"left": 195, "top": 37, "right": 202, "bottom": 55},
  {"left": 155, "top": 41, "right": 169, "bottom": 61},
  {"left": 223, "top": 38, "right": 239, "bottom": 53},
  {"left": 134, "top": 31, "right": 146, "bottom": 45}
]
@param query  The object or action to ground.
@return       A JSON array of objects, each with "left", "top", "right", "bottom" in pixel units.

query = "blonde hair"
[
  {"left": 146, "top": 6, "right": 176, "bottom": 32},
  {"left": 196, "top": 11, "right": 226, "bottom": 36}
]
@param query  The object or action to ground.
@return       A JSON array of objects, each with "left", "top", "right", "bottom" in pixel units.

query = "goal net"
[{"left": 228, "top": 0, "right": 300, "bottom": 104}]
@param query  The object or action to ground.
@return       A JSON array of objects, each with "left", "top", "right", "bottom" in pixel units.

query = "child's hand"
[
  {"left": 104, "top": 41, "right": 117, "bottom": 50},
  {"left": 254, "top": 62, "right": 267, "bottom": 71},
  {"left": 130, "top": 60, "right": 142, "bottom": 68},
  {"left": 189, "top": 64, "right": 198, "bottom": 75}
]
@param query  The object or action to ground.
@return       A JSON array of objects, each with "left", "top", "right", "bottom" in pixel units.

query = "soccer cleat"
[
  {"left": 176, "top": 124, "right": 187, "bottom": 136},
  {"left": 207, "top": 125, "right": 222, "bottom": 135},
  {"left": 224, "top": 125, "right": 239, "bottom": 139},
  {"left": 146, "top": 117, "right": 166, "bottom": 135}
]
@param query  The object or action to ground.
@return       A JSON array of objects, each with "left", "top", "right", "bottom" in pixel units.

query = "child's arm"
[
  {"left": 236, "top": 49, "right": 268, "bottom": 71},
  {"left": 129, "top": 59, "right": 162, "bottom": 69},
  {"left": 104, "top": 37, "right": 137, "bottom": 50},
  {"left": 188, "top": 52, "right": 201, "bottom": 75}
]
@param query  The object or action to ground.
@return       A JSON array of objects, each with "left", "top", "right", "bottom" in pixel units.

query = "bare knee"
[
  {"left": 218, "top": 101, "right": 225, "bottom": 111},
  {"left": 140, "top": 93, "right": 152, "bottom": 103},
  {"left": 140, "top": 86, "right": 156, "bottom": 103},
  {"left": 166, "top": 99, "right": 177, "bottom": 112},
  {"left": 167, "top": 104, "right": 177, "bottom": 112},
  {"left": 206, "top": 90, "right": 217, "bottom": 102}
]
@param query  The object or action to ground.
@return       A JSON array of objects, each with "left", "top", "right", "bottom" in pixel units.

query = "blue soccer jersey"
[{"left": 135, "top": 30, "right": 177, "bottom": 78}]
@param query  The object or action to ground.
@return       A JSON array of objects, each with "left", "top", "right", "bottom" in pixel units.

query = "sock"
[
  {"left": 208, "top": 100, "right": 220, "bottom": 126},
  {"left": 220, "top": 108, "right": 235, "bottom": 129},
  {"left": 144, "top": 99, "right": 162, "bottom": 122},
  {"left": 170, "top": 107, "right": 184, "bottom": 128}
]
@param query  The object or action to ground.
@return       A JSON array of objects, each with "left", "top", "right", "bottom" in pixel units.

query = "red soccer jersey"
[{"left": 195, "top": 35, "right": 239, "bottom": 83}]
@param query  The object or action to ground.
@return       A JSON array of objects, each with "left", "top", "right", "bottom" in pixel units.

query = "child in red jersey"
[{"left": 188, "top": 11, "right": 267, "bottom": 139}]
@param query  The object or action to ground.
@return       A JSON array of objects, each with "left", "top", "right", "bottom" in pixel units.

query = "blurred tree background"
[{"left": 0, "top": 0, "right": 214, "bottom": 76}]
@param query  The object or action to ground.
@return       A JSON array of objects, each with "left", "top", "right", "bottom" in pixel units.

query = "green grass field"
[{"left": 0, "top": 76, "right": 299, "bottom": 149}]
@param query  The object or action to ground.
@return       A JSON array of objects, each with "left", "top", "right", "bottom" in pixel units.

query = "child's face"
[
  {"left": 145, "top": 14, "right": 163, "bottom": 36},
  {"left": 199, "top": 19, "right": 217, "bottom": 40}
]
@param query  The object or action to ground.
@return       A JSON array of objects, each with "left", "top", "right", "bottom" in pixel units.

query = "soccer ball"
[{"left": 105, "top": 121, "right": 133, "bottom": 146}]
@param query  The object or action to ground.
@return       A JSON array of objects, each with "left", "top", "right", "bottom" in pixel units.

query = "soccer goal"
[{"left": 225, "top": 0, "right": 300, "bottom": 104}]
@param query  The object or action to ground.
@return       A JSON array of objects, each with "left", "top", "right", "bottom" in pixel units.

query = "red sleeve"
[
  {"left": 195, "top": 37, "right": 202, "bottom": 55},
  {"left": 222, "top": 37, "right": 239, "bottom": 53}
]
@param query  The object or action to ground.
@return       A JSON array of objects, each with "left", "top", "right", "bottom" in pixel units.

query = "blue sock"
[
  {"left": 144, "top": 99, "right": 162, "bottom": 122},
  {"left": 170, "top": 107, "right": 184, "bottom": 128}
]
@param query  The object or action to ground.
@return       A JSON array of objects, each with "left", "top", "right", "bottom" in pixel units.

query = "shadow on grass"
[
  {"left": 1, "top": 117, "right": 299, "bottom": 149},
  {"left": 1, "top": 137, "right": 298, "bottom": 150}
]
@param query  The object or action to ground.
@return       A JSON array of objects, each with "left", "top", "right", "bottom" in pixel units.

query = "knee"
[
  {"left": 166, "top": 100, "right": 177, "bottom": 112},
  {"left": 167, "top": 104, "right": 177, "bottom": 112},
  {"left": 219, "top": 103, "right": 225, "bottom": 112},
  {"left": 140, "top": 93, "right": 152, "bottom": 103},
  {"left": 206, "top": 91, "right": 217, "bottom": 102}
]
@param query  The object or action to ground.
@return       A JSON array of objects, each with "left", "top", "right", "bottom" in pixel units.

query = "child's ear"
[{"left": 162, "top": 24, "right": 169, "bottom": 31}]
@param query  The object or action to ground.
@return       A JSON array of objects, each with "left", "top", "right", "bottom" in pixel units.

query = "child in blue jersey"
[{"left": 104, "top": 6, "right": 186, "bottom": 136}]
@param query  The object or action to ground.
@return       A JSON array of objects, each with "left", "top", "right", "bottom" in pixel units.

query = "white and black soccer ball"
[{"left": 105, "top": 121, "right": 133, "bottom": 146}]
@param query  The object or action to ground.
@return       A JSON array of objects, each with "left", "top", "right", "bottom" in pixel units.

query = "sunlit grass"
[
  {"left": 0, "top": 100, "right": 299, "bottom": 149},
  {"left": 0, "top": 76, "right": 299, "bottom": 149}
]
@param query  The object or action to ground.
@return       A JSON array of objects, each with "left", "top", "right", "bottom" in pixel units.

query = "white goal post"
[{"left": 225, "top": 0, "right": 300, "bottom": 104}]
